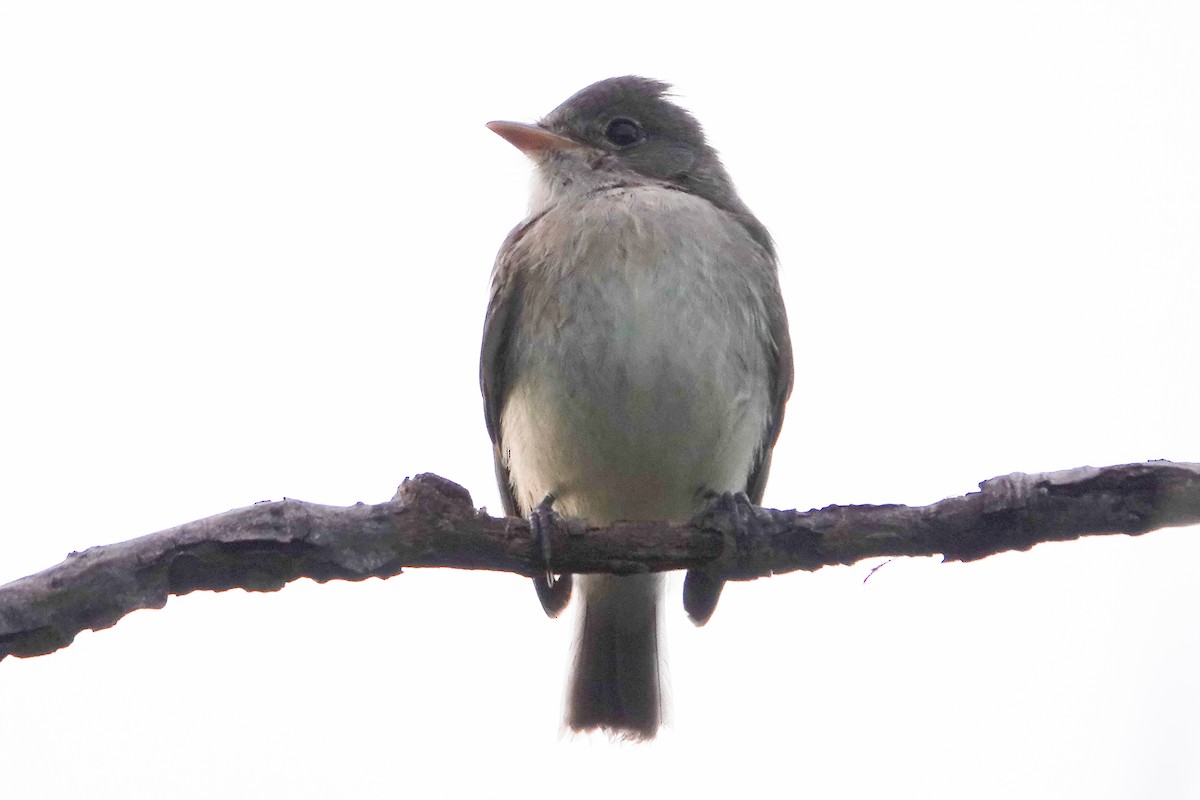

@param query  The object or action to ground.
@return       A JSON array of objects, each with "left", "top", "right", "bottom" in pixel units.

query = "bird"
[{"left": 481, "top": 76, "right": 793, "bottom": 740}]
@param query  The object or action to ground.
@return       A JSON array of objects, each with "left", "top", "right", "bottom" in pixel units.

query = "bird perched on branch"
[{"left": 481, "top": 76, "right": 793, "bottom": 740}]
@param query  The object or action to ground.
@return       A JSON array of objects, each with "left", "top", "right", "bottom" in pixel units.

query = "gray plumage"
[{"left": 481, "top": 77, "right": 793, "bottom": 740}]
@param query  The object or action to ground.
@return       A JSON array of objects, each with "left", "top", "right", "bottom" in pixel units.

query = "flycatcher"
[{"left": 481, "top": 76, "right": 793, "bottom": 740}]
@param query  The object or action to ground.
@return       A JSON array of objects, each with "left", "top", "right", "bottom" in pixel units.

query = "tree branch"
[{"left": 2, "top": 460, "right": 1197, "bottom": 661}]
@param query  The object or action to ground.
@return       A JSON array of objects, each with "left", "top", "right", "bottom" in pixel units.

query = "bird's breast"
[{"left": 500, "top": 186, "right": 772, "bottom": 523}]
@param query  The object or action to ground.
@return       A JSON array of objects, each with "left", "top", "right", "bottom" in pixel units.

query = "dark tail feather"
[{"left": 565, "top": 574, "right": 663, "bottom": 740}]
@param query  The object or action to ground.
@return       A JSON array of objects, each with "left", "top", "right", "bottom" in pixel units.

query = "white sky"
[{"left": 1, "top": 2, "right": 1198, "bottom": 797}]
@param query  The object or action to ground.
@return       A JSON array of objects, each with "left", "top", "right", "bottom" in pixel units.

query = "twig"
[{"left": 1, "top": 460, "right": 1197, "bottom": 661}]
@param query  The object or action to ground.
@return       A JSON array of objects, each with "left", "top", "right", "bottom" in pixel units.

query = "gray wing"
[
  {"left": 744, "top": 262, "right": 794, "bottom": 505},
  {"left": 480, "top": 219, "right": 535, "bottom": 519},
  {"left": 700, "top": 202, "right": 793, "bottom": 504},
  {"left": 481, "top": 214, "right": 574, "bottom": 616}
]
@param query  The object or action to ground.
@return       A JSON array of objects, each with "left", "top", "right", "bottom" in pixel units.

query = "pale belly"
[{"left": 499, "top": 193, "right": 772, "bottom": 524}]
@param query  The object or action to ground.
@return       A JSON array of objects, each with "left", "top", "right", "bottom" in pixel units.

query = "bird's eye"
[{"left": 604, "top": 117, "right": 644, "bottom": 147}]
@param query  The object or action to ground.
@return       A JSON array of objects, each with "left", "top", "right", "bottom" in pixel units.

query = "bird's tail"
[{"left": 565, "top": 573, "right": 664, "bottom": 740}]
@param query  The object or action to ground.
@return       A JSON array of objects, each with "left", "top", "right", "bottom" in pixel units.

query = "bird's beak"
[{"left": 487, "top": 121, "right": 582, "bottom": 156}]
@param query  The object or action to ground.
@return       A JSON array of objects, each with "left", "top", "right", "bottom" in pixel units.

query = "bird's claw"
[
  {"left": 684, "top": 490, "right": 760, "bottom": 626},
  {"left": 531, "top": 493, "right": 572, "bottom": 617}
]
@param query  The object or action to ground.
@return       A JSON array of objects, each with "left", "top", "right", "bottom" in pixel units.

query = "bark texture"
[{"left": 1, "top": 460, "right": 1197, "bottom": 661}]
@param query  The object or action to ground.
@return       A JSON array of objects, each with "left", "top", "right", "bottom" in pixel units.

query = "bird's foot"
[
  {"left": 683, "top": 490, "right": 760, "bottom": 626},
  {"left": 531, "top": 493, "right": 572, "bottom": 617}
]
